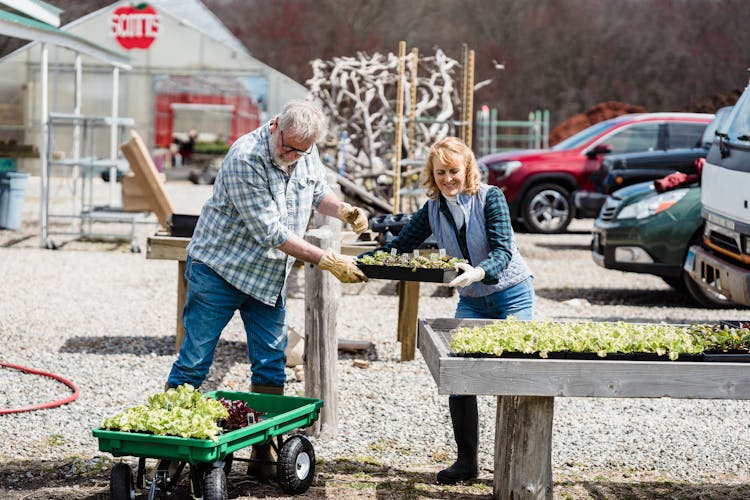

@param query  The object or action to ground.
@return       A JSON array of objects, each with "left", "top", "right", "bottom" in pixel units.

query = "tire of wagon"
[
  {"left": 202, "top": 466, "right": 227, "bottom": 500},
  {"left": 110, "top": 462, "right": 134, "bottom": 500},
  {"left": 277, "top": 435, "right": 316, "bottom": 494}
]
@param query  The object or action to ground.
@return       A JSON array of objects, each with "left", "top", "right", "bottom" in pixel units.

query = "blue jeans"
[
  {"left": 167, "top": 256, "right": 288, "bottom": 388},
  {"left": 454, "top": 276, "right": 534, "bottom": 320}
]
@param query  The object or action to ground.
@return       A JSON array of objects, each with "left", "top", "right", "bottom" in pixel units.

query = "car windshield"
[
  {"left": 701, "top": 106, "right": 733, "bottom": 145},
  {"left": 722, "top": 86, "right": 750, "bottom": 145},
  {"left": 552, "top": 120, "right": 621, "bottom": 150}
]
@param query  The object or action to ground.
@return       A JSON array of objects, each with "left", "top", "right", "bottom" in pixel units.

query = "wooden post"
[
  {"left": 304, "top": 227, "right": 340, "bottom": 437},
  {"left": 393, "top": 40, "right": 406, "bottom": 213},
  {"left": 407, "top": 47, "right": 418, "bottom": 158},
  {"left": 460, "top": 44, "right": 469, "bottom": 143},
  {"left": 464, "top": 49, "right": 475, "bottom": 150},
  {"left": 493, "top": 396, "right": 554, "bottom": 500},
  {"left": 397, "top": 281, "right": 420, "bottom": 361}
]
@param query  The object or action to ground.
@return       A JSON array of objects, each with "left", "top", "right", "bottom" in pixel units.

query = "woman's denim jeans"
[
  {"left": 167, "top": 256, "right": 288, "bottom": 388},
  {"left": 455, "top": 276, "right": 534, "bottom": 320}
]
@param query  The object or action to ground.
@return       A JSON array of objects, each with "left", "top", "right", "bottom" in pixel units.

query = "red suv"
[{"left": 479, "top": 112, "right": 714, "bottom": 233}]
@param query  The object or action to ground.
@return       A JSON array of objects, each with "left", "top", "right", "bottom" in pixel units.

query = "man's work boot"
[
  {"left": 436, "top": 395, "right": 479, "bottom": 485},
  {"left": 247, "top": 383, "right": 284, "bottom": 481}
]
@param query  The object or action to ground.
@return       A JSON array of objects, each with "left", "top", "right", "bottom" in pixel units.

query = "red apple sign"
[{"left": 110, "top": 3, "right": 159, "bottom": 50}]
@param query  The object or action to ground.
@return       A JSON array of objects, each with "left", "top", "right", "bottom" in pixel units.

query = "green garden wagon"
[{"left": 93, "top": 391, "right": 324, "bottom": 499}]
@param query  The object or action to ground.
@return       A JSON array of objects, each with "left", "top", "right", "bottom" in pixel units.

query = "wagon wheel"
[
  {"left": 277, "top": 435, "right": 316, "bottom": 494},
  {"left": 202, "top": 466, "right": 227, "bottom": 500},
  {"left": 110, "top": 462, "right": 135, "bottom": 500}
]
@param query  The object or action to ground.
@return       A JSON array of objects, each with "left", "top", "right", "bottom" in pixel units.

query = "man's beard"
[{"left": 273, "top": 150, "right": 296, "bottom": 170}]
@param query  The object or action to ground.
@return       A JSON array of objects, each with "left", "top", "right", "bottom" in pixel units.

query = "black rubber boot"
[
  {"left": 247, "top": 383, "right": 284, "bottom": 481},
  {"left": 437, "top": 395, "right": 479, "bottom": 485}
]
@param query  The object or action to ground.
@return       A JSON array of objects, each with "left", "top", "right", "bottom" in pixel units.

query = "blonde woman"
[{"left": 367, "top": 136, "right": 534, "bottom": 483}]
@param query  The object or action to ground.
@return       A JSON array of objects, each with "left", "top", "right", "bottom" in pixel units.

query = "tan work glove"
[
  {"left": 448, "top": 262, "right": 485, "bottom": 288},
  {"left": 318, "top": 250, "right": 369, "bottom": 283},
  {"left": 336, "top": 202, "right": 369, "bottom": 235}
]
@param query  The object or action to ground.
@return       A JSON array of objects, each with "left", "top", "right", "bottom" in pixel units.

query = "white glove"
[
  {"left": 448, "top": 262, "right": 485, "bottom": 288},
  {"left": 336, "top": 202, "right": 369, "bottom": 235}
]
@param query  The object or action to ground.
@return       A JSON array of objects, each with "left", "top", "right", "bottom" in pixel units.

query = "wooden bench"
[{"left": 418, "top": 318, "right": 750, "bottom": 500}]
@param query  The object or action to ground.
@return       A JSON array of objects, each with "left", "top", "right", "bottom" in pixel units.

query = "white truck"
[{"left": 686, "top": 83, "right": 750, "bottom": 307}]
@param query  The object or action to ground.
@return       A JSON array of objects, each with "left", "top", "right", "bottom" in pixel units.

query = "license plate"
[{"left": 683, "top": 248, "right": 695, "bottom": 272}]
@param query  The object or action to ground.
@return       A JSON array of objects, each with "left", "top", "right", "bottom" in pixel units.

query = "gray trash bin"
[{"left": 0, "top": 172, "right": 30, "bottom": 230}]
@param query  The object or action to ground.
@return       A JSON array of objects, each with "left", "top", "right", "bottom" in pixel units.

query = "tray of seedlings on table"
[
  {"left": 93, "top": 384, "right": 324, "bottom": 499},
  {"left": 448, "top": 316, "right": 750, "bottom": 362},
  {"left": 357, "top": 249, "right": 465, "bottom": 283}
]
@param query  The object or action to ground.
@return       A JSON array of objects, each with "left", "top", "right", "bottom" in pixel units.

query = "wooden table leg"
[
  {"left": 176, "top": 260, "right": 187, "bottom": 353},
  {"left": 397, "top": 280, "right": 420, "bottom": 361},
  {"left": 493, "top": 395, "right": 554, "bottom": 499}
]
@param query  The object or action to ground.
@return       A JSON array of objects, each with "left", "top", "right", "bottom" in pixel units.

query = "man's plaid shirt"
[{"left": 187, "top": 122, "right": 331, "bottom": 306}]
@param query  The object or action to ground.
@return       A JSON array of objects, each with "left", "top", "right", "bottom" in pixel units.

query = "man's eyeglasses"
[{"left": 280, "top": 129, "right": 312, "bottom": 156}]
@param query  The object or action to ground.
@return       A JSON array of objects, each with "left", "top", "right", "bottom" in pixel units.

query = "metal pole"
[
  {"left": 39, "top": 43, "right": 49, "bottom": 248},
  {"left": 491, "top": 108, "right": 498, "bottom": 153},
  {"left": 72, "top": 53, "right": 82, "bottom": 225},
  {"left": 393, "top": 41, "right": 406, "bottom": 214},
  {"left": 536, "top": 110, "right": 542, "bottom": 149},
  {"left": 109, "top": 66, "right": 119, "bottom": 205}
]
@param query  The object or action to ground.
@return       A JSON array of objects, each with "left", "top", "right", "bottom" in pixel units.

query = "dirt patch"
[
  {"left": 548, "top": 101, "right": 647, "bottom": 146},
  {"left": 2, "top": 455, "right": 749, "bottom": 499},
  {"left": 684, "top": 88, "right": 742, "bottom": 113}
]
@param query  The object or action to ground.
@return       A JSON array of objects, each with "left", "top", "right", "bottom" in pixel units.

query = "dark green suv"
[{"left": 591, "top": 180, "right": 730, "bottom": 307}]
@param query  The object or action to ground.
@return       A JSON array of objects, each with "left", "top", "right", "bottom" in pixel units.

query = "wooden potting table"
[
  {"left": 146, "top": 233, "right": 423, "bottom": 360},
  {"left": 418, "top": 317, "right": 750, "bottom": 500}
]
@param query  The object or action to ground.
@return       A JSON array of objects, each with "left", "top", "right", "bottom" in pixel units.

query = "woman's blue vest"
[{"left": 427, "top": 184, "right": 532, "bottom": 298}]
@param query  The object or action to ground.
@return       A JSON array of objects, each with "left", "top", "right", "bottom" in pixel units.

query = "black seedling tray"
[
  {"left": 703, "top": 350, "right": 750, "bottom": 363},
  {"left": 719, "top": 320, "right": 750, "bottom": 329},
  {"left": 453, "top": 351, "right": 703, "bottom": 361},
  {"left": 356, "top": 263, "right": 460, "bottom": 283},
  {"left": 168, "top": 213, "right": 199, "bottom": 237}
]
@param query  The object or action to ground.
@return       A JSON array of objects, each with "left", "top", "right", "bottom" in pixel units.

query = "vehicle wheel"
[
  {"left": 521, "top": 183, "right": 573, "bottom": 233},
  {"left": 681, "top": 235, "right": 735, "bottom": 308},
  {"left": 277, "top": 435, "right": 316, "bottom": 494},
  {"left": 681, "top": 270, "right": 735, "bottom": 308},
  {"left": 110, "top": 462, "right": 134, "bottom": 500},
  {"left": 202, "top": 466, "right": 227, "bottom": 500},
  {"left": 661, "top": 276, "right": 686, "bottom": 292}
]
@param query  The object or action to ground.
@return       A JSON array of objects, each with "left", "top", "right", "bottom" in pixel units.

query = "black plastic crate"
[
  {"left": 168, "top": 214, "right": 199, "bottom": 238},
  {"left": 356, "top": 263, "right": 459, "bottom": 283}
]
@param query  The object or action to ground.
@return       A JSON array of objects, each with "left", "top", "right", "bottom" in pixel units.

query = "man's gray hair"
[{"left": 278, "top": 99, "right": 327, "bottom": 143}]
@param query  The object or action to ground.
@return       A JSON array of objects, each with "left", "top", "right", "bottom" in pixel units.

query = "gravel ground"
[{"left": 2, "top": 176, "right": 750, "bottom": 498}]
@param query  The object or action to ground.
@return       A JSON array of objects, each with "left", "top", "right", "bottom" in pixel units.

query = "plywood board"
[{"left": 120, "top": 130, "right": 175, "bottom": 228}]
